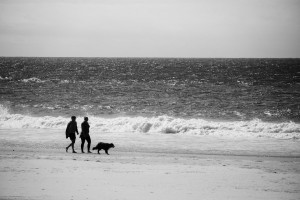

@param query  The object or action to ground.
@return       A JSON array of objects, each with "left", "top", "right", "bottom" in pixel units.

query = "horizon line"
[{"left": 1, "top": 56, "right": 300, "bottom": 59}]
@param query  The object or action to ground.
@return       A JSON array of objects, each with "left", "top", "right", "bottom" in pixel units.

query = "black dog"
[{"left": 92, "top": 142, "right": 115, "bottom": 155}]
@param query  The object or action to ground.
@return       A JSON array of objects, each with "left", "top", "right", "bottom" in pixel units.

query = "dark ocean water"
[
  {"left": 1, "top": 57, "right": 299, "bottom": 121},
  {"left": 0, "top": 57, "right": 299, "bottom": 138}
]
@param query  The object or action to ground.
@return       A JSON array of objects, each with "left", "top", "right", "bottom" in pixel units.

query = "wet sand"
[{"left": 0, "top": 129, "right": 299, "bottom": 200}]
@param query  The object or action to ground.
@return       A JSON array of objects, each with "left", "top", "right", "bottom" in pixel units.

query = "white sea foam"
[
  {"left": 21, "top": 77, "right": 46, "bottom": 83},
  {"left": 0, "top": 76, "right": 12, "bottom": 80},
  {"left": 60, "top": 80, "right": 70, "bottom": 84},
  {"left": 0, "top": 105, "right": 299, "bottom": 139}
]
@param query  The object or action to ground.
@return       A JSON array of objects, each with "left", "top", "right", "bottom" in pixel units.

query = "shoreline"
[{"left": 1, "top": 128, "right": 300, "bottom": 157}]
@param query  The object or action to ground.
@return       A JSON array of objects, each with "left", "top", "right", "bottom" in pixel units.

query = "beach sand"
[{"left": 0, "top": 129, "right": 300, "bottom": 200}]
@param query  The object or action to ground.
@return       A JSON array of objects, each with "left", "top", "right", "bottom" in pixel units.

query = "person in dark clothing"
[
  {"left": 66, "top": 116, "right": 79, "bottom": 153},
  {"left": 80, "top": 117, "right": 91, "bottom": 153}
]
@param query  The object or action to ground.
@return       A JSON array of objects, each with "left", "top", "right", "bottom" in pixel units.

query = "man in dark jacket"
[
  {"left": 80, "top": 117, "right": 92, "bottom": 153},
  {"left": 66, "top": 116, "right": 79, "bottom": 153}
]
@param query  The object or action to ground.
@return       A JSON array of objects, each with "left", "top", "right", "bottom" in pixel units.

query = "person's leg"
[
  {"left": 81, "top": 137, "right": 85, "bottom": 153},
  {"left": 87, "top": 136, "right": 91, "bottom": 153},
  {"left": 66, "top": 133, "right": 76, "bottom": 153},
  {"left": 72, "top": 138, "right": 77, "bottom": 153},
  {"left": 66, "top": 143, "right": 72, "bottom": 152}
]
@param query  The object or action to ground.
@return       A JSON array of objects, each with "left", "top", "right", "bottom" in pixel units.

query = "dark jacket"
[
  {"left": 81, "top": 121, "right": 90, "bottom": 138},
  {"left": 66, "top": 121, "right": 78, "bottom": 138}
]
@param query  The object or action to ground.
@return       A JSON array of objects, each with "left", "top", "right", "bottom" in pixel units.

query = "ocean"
[{"left": 0, "top": 57, "right": 299, "bottom": 139}]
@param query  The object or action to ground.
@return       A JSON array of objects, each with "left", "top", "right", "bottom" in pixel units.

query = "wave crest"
[
  {"left": 21, "top": 77, "right": 46, "bottom": 83},
  {"left": 0, "top": 105, "right": 299, "bottom": 139}
]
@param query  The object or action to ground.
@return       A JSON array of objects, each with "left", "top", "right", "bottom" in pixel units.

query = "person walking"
[
  {"left": 66, "top": 116, "right": 79, "bottom": 153},
  {"left": 80, "top": 117, "right": 92, "bottom": 153}
]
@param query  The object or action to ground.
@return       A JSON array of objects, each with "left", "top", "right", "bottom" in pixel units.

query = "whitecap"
[
  {"left": 0, "top": 105, "right": 299, "bottom": 140},
  {"left": 21, "top": 77, "right": 46, "bottom": 83}
]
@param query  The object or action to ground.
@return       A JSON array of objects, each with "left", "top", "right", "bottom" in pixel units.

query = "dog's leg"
[
  {"left": 98, "top": 149, "right": 100, "bottom": 154},
  {"left": 105, "top": 149, "right": 109, "bottom": 155}
]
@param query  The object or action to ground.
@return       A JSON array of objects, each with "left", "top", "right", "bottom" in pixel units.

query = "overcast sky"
[{"left": 0, "top": 0, "right": 299, "bottom": 57}]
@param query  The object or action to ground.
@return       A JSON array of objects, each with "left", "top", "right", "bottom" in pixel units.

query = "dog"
[{"left": 92, "top": 142, "right": 115, "bottom": 155}]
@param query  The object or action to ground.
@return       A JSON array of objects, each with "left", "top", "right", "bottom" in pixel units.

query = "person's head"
[
  {"left": 84, "top": 117, "right": 88, "bottom": 121},
  {"left": 71, "top": 116, "right": 76, "bottom": 121}
]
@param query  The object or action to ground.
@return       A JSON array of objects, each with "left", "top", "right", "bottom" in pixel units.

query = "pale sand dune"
[{"left": 0, "top": 129, "right": 300, "bottom": 200}]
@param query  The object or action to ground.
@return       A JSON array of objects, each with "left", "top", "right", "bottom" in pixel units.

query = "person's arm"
[
  {"left": 76, "top": 122, "right": 79, "bottom": 135},
  {"left": 66, "top": 122, "right": 70, "bottom": 134},
  {"left": 65, "top": 122, "right": 70, "bottom": 138},
  {"left": 81, "top": 123, "right": 84, "bottom": 134}
]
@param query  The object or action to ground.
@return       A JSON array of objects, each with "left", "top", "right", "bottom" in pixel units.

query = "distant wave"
[
  {"left": 19, "top": 77, "right": 85, "bottom": 84},
  {"left": 0, "top": 76, "right": 12, "bottom": 80},
  {"left": 0, "top": 104, "right": 299, "bottom": 139},
  {"left": 21, "top": 77, "right": 46, "bottom": 83}
]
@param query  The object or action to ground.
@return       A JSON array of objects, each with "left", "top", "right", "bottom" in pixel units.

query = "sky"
[{"left": 0, "top": 0, "right": 299, "bottom": 58}]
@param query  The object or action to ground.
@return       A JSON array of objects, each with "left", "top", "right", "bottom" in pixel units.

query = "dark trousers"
[{"left": 81, "top": 135, "right": 91, "bottom": 152}]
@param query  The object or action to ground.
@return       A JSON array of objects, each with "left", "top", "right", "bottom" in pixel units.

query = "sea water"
[{"left": 0, "top": 57, "right": 299, "bottom": 139}]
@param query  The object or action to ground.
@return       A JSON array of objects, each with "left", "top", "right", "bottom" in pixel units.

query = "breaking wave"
[
  {"left": 21, "top": 77, "right": 46, "bottom": 83},
  {"left": 0, "top": 104, "right": 299, "bottom": 139}
]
